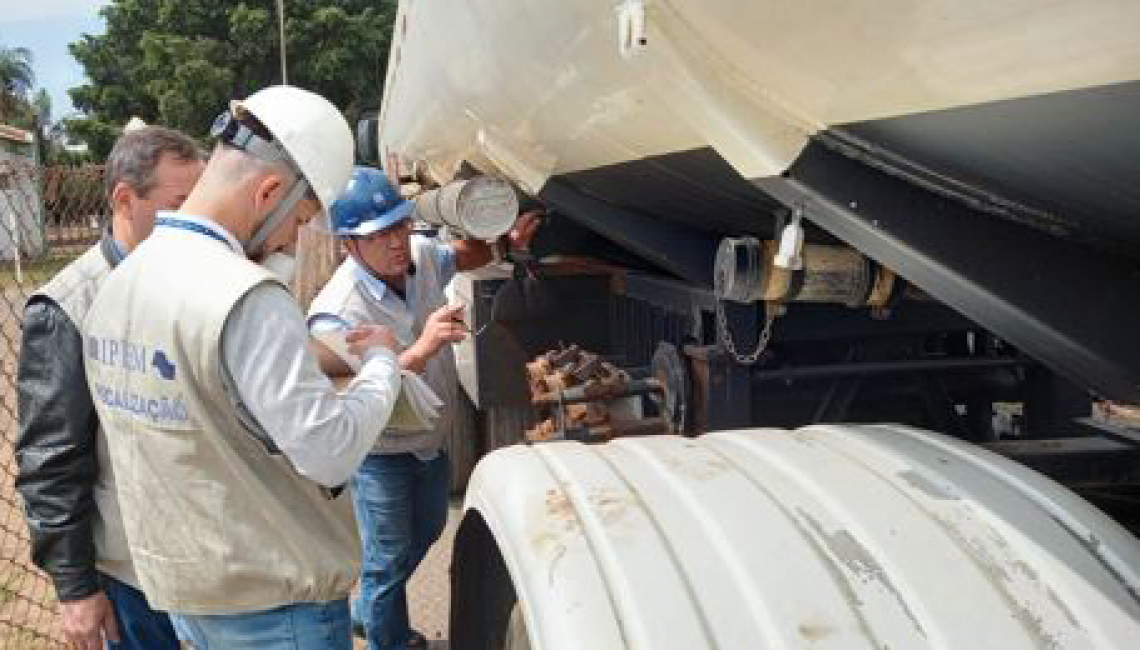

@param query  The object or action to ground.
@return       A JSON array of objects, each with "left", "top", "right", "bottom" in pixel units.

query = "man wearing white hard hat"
[
  {"left": 309, "top": 166, "right": 540, "bottom": 650},
  {"left": 83, "top": 86, "right": 402, "bottom": 649}
]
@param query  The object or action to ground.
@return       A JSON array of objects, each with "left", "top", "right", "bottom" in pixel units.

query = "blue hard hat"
[{"left": 329, "top": 166, "right": 414, "bottom": 237}]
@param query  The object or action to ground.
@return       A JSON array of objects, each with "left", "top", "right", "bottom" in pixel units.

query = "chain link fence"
[{"left": 0, "top": 158, "right": 106, "bottom": 649}]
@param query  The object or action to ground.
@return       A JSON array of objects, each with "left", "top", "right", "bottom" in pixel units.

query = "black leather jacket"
[{"left": 15, "top": 235, "right": 119, "bottom": 601}]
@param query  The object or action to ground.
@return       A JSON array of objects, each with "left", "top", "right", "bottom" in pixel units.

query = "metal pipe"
[
  {"left": 565, "top": 417, "right": 669, "bottom": 441},
  {"left": 277, "top": 0, "right": 288, "bottom": 84},
  {"left": 752, "top": 357, "right": 1030, "bottom": 382},
  {"left": 533, "top": 378, "right": 663, "bottom": 406}
]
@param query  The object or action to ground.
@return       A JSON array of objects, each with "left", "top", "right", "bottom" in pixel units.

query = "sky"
[{"left": 0, "top": 1, "right": 108, "bottom": 121}]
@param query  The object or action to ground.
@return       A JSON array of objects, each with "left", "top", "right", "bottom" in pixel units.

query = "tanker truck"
[{"left": 363, "top": 1, "right": 1140, "bottom": 647}]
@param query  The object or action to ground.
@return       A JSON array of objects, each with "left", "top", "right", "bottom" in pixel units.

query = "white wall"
[{"left": 0, "top": 146, "right": 47, "bottom": 261}]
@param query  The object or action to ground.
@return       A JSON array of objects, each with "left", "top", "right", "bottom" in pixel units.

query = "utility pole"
[{"left": 277, "top": 0, "right": 288, "bottom": 84}]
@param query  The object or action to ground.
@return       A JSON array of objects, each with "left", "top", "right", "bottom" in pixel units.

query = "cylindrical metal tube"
[
  {"left": 715, "top": 236, "right": 764, "bottom": 303},
  {"left": 532, "top": 378, "right": 663, "bottom": 406},
  {"left": 773, "top": 243, "right": 879, "bottom": 306},
  {"left": 413, "top": 176, "right": 519, "bottom": 239},
  {"left": 751, "top": 356, "right": 1029, "bottom": 382},
  {"left": 716, "top": 237, "right": 899, "bottom": 308}
]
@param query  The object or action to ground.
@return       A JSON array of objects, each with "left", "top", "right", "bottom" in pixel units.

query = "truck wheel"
[
  {"left": 456, "top": 425, "right": 1140, "bottom": 649},
  {"left": 450, "top": 510, "right": 517, "bottom": 650}
]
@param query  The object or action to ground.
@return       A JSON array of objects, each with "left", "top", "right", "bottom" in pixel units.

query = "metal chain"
[{"left": 716, "top": 299, "right": 776, "bottom": 365}]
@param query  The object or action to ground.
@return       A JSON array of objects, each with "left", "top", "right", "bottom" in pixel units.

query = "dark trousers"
[{"left": 102, "top": 573, "right": 179, "bottom": 650}]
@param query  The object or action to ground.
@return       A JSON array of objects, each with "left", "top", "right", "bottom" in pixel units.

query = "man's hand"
[
  {"left": 61, "top": 591, "right": 119, "bottom": 650},
  {"left": 401, "top": 304, "right": 468, "bottom": 374},
  {"left": 507, "top": 210, "right": 543, "bottom": 251},
  {"left": 452, "top": 209, "right": 544, "bottom": 271},
  {"left": 418, "top": 304, "right": 468, "bottom": 354},
  {"left": 346, "top": 325, "right": 399, "bottom": 359}
]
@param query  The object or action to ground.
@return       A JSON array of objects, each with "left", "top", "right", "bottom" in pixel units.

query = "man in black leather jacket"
[{"left": 16, "top": 126, "right": 204, "bottom": 650}]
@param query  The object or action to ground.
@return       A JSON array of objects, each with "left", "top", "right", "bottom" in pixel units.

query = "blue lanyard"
[{"left": 156, "top": 217, "right": 233, "bottom": 248}]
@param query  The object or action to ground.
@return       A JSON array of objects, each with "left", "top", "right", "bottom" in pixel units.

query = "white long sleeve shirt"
[{"left": 160, "top": 214, "right": 400, "bottom": 488}]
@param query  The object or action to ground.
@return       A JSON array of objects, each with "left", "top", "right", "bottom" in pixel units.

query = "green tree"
[
  {"left": 69, "top": 0, "right": 396, "bottom": 158},
  {"left": 0, "top": 44, "right": 34, "bottom": 121},
  {"left": 32, "top": 88, "right": 51, "bottom": 124},
  {"left": 30, "top": 88, "right": 53, "bottom": 164}
]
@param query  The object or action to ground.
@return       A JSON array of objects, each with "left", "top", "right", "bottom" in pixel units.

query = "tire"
[
  {"left": 456, "top": 425, "right": 1140, "bottom": 649},
  {"left": 450, "top": 512, "right": 516, "bottom": 650}
]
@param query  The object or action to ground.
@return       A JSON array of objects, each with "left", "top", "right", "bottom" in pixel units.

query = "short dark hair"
[{"left": 105, "top": 126, "right": 203, "bottom": 200}]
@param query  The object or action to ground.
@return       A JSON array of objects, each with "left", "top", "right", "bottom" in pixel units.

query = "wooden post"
[{"left": 292, "top": 224, "right": 342, "bottom": 310}]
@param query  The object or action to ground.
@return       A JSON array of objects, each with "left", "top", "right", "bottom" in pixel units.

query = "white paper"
[
  {"left": 316, "top": 328, "right": 444, "bottom": 432},
  {"left": 313, "top": 331, "right": 362, "bottom": 373},
  {"left": 389, "top": 371, "right": 444, "bottom": 432}
]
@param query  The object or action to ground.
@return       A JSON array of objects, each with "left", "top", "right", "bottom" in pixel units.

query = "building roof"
[{"left": 0, "top": 124, "right": 34, "bottom": 145}]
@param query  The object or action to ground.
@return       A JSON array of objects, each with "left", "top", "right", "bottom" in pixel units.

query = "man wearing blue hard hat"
[{"left": 309, "top": 166, "right": 539, "bottom": 650}]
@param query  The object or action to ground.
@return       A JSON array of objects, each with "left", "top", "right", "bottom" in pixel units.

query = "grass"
[{"left": 0, "top": 251, "right": 83, "bottom": 292}]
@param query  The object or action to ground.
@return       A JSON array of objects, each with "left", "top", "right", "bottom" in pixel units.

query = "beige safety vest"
[
  {"left": 84, "top": 227, "right": 360, "bottom": 615},
  {"left": 34, "top": 242, "right": 138, "bottom": 588},
  {"left": 309, "top": 235, "right": 459, "bottom": 455}
]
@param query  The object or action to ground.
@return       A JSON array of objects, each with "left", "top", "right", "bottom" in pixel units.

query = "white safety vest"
[
  {"left": 84, "top": 227, "right": 360, "bottom": 615},
  {"left": 309, "top": 235, "right": 460, "bottom": 455}
]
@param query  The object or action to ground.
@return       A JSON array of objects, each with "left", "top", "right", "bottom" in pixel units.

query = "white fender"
[{"left": 461, "top": 424, "right": 1140, "bottom": 649}]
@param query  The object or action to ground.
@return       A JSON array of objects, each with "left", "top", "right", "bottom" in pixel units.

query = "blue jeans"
[
  {"left": 102, "top": 573, "right": 179, "bottom": 650},
  {"left": 170, "top": 599, "right": 351, "bottom": 649},
  {"left": 352, "top": 452, "right": 449, "bottom": 650}
]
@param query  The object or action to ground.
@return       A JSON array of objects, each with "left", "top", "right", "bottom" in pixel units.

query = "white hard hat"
[
  {"left": 123, "top": 117, "right": 148, "bottom": 132},
  {"left": 230, "top": 85, "right": 353, "bottom": 217}
]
